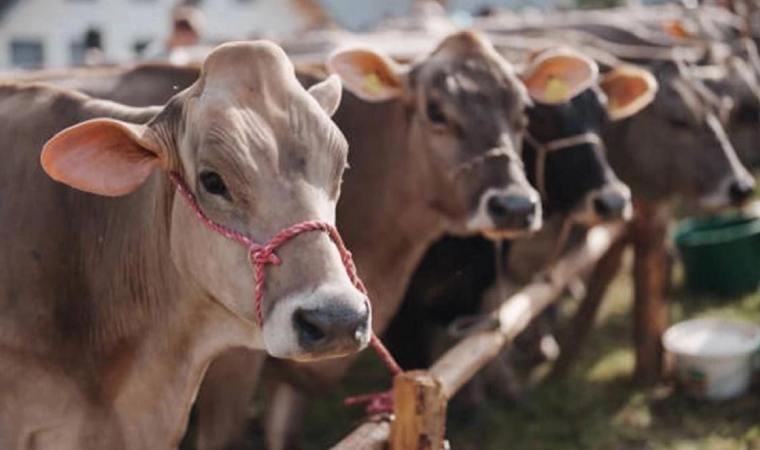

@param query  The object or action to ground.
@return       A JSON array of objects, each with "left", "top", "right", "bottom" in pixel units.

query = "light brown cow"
[
  {"left": 0, "top": 41, "right": 370, "bottom": 450},
  {"left": 16, "top": 32, "right": 541, "bottom": 449}
]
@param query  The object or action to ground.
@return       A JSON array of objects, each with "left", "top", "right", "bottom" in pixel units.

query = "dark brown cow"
[{"left": 0, "top": 41, "right": 369, "bottom": 450}]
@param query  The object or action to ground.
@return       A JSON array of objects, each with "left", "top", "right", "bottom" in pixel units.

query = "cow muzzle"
[
  {"left": 265, "top": 284, "right": 372, "bottom": 361},
  {"left": 583, "top": 182, "right": 633, "bottom": 224},
  {"left": 468, "top": 187, "right": 543, "bottom": 239}
]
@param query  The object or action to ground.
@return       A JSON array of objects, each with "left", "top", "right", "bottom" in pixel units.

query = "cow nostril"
[
  {"left": 487, "top": 195, "right": 536, "bottom": 219},
  {"left": 593, "top": 196, "right": 612, "bottom": 217},
  {"left": 293, "top": 309, "right": 327, "bottom": 345},
  {"left": 593, "top": 192, "right": 627, "bottom": 218},
  {"left": 729, "top": 180, "right": 755, "bottom": 205}
]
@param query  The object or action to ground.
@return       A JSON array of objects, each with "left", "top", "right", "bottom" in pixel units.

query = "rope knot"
[{"left": 250, "top": 248, "right": 282, "bottom": 266}]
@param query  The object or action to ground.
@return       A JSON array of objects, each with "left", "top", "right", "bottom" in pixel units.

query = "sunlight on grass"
[{"left": 586, "top": 348, "right": 634, "bottom": 382}]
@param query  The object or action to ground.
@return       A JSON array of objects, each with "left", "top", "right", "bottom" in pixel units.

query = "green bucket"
[{"left": 675, "top": 214, "right": 760, "bottom": 296}]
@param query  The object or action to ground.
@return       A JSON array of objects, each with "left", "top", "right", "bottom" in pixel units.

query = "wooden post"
[
  {"left": 551, "top": 231, "right": 629, "bottom": 378},
  {"left": 390, "top": 371, "right": 447, "bottom": 450},
  {"left": 631, "top": 200, "right": 670, "bottom": 385}
]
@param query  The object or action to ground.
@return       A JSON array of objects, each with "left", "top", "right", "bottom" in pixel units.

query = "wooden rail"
[{"left": 331, "top": 223, "right": 623, "bottom": 450}]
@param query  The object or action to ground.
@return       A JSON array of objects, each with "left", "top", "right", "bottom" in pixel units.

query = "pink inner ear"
[{"left": 42, "top": 120, "right": 160, "bottom": 197}]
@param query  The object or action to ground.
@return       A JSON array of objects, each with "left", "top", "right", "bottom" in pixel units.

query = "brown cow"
[
  {"left": 18, "top": 32, "right": 541, "bottom": 449},
  {"left": 0, "top": 41, "right": 369, "bottom": 450}
]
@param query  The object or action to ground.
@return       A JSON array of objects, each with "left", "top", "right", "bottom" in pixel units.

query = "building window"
[
  {"left": 10, "top": 40, "right": 44, "bottom": 69},
  {"left": 133, "top": 39, "right": 152, "bottom": 58},
  {"left": 70, "top": 40, "right": 86, "bottom": 66}
]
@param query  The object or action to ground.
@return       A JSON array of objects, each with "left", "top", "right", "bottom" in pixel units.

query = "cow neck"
[{"left": 70, "top": 172, "right": 256, "bottom": 447}]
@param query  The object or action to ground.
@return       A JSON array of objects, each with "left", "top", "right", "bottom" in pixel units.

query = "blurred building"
[
  {"left": 0, "top": 0, "right": 563, "bottom": 70},
  {"left": 0, "top": 0, "right": 310, "bottom": 69}
]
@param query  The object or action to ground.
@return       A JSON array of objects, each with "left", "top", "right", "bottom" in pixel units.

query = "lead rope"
[
  {"left": 524, "top": 131, "right": 604, "bottom": 201},
  {"left": 168, "top": 173, "right": 401, "bottom": 409}
]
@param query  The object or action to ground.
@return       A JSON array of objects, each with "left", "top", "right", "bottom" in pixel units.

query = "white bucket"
[{"left": 663, "top": 318, "right": 760, "bottom": 400}]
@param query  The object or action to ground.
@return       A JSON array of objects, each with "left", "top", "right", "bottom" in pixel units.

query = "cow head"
[
  {"left": 520, "top": 48, "right": 656, "bottom": 225},
  {"left": 603, "top": 62, "right": 755, "bottom": 209},
  {"left": 41, "top": 41, "right": 371, "bottom": 361},
  {"left": 328, "top": 31, "right": 540, "bottom": 239}
]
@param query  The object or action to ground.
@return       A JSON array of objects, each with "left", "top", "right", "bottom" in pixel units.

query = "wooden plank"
[
  {"left": 389, "top": 371, "right": 447, "bottom": 450},
  {"left": 330, "top": 420, "right": 391, "bottom": 450},
  {"left": 431, "top": 224, "right": 622, "bottom": 397}
]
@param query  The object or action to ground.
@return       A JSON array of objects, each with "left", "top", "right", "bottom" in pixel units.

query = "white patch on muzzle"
[
  {"left": 262, "top": 282, "right": 371, "bottom": 361},
  {"left": 467, "top": 186, "right": 542, "bottom": 238},
  {"left": 574, "top": 181, "right": 633, "bottom": 226}
]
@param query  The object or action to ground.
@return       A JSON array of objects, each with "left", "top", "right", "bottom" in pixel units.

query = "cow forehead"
[
  {"left": 177, "top": 42, "right": 347, "bottom": 187},
  {"left": 413, "top": 34, "right": 525, "bottom": 111},
  {"left": 416, "top": 52, "right": 524, "bottom": 116},
  {"left": 199, "top": 42, "right": 343, "bottom": 141},
  {"left": 199, "top": 41, "right": 298, "bottom": 101}
]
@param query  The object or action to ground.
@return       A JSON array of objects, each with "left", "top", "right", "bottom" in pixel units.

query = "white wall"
[{"left": 0, "top": 0, "right": 308, "bottom": 69}]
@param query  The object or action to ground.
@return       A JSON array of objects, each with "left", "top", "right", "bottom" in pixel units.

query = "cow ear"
[
  {"left": 308, "top": 74, "right": 343, "bottom": 116},
  {"left": 41, "top": 118, "right": 165, "bottom": 197},
  {"left": 601, "top": 65, "right": 658, "bottom": 121},
  {"left": 327, "top": 48, "right": 405, "bottom": 102},
  {"left": 521, "top": 48, "right": 598, "bottom": 104}
]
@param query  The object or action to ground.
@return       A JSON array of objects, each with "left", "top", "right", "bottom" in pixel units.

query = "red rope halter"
[{"left": 168, "top": 172, "right": 401, "bottom": 380}]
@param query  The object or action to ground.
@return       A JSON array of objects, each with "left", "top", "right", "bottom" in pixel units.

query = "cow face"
[
  {"left": 329, "top": 31, "right": 540, "bottom": 240},
  {"left": 41, "top": 42, "right": 371, "bottom": 362},
  {"left": 520, "top": 49, "right": 655, "bottom": 225},
  {"left": 603, "top": 63, "right": 755, "bottom": 209}
]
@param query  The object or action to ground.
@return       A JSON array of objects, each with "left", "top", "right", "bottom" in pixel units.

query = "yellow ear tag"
[
  {"left": 363, "top": 72, "right": 382, "bottom": 96},
  {"left": 545, "top": 76, "right": 570, "bottom": 103}
]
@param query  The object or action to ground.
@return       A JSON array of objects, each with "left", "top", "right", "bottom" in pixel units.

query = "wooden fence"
[{"left": 331, "top": 223, "right": 624, "bottom": 450}]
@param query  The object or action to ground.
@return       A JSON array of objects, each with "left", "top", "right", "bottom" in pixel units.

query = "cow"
[
  {"left": 385, "top": 50, "right": 656, "bottom": 377},
  {"left": 0, "top": 41, "right": 371, "bottom": 450},
  {"left": 482, "top": 19, "right": 757, "bottom": 381}
]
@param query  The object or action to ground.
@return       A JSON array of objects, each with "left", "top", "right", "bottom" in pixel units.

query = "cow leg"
[
  {"left": 265, "top": 383, "right": 306, "bottom": 450},
  {"left": 196, "top": 348, "right": 265, "bottom": 450},
  {"left": 631, "top": 200, "right": 670, "bottom": 385},
  {"left": 551, "top": 232, "right": 629, "bottom": 378}
]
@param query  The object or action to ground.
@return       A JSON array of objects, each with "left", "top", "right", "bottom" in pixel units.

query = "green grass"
[{"left": 252, "top": 254, "right": 760, "bottom": 450}]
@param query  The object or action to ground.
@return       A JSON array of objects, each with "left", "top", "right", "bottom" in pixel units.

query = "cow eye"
[
  {"left": 199, "top": 170, "right": 229, "bottom": 198},
  {"left": 426, "top": 100, "right": 447, "bottom": 125}
]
